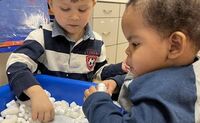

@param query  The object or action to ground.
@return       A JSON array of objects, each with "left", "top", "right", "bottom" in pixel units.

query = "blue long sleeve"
[{"left": 83, "top": 64, "right": 198, "bottom": 123}]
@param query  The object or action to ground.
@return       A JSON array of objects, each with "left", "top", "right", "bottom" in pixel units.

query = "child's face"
[
  {"left": 49, "top": 0, "right": 94, "bottom": 35},
  {"left": 122, "top": 5, "right": 170, "bottom": 77}
]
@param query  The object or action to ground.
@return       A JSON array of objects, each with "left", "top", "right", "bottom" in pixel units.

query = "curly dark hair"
[{"left": 127, "top": 0, "right": 200, "bottom": 48}]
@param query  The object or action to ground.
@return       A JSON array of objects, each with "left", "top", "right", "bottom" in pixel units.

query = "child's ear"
[
  {"left": 167, "top": 31, "right": 187, "bottom": 59},
  {"left": 93, "top": 0, "right": 97, "bottom": 6}
]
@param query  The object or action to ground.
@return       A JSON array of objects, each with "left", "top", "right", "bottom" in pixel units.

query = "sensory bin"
[{"left": 0, "top": 74, "right": 96, "bottom": 112}]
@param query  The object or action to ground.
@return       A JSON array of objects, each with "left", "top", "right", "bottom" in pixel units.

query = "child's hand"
[
  {"left": 122, "top": 59, "right": 130, "bottom": 73},
  {"left": 84, "top": 86, "right": 97, "bottom": 100},
  {"left": 102, "top": 80, "right": 117, "bottom": 95},
  {"left": 31, "top": 90, "right": 54, "bottom": 122},
  {"left": 25, "top": 85, "right": 55, "bottom": 122}
]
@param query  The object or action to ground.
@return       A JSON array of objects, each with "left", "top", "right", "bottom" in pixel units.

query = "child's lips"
[
  {"left": 126, "top": 66, "right": 133, "bottom": 73},
  {"left": 68, "top": 24, "right": 79, "bottom": 27}
]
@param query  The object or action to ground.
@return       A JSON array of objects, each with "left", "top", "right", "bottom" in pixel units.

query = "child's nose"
[{"left": 70, "top": 13, "right": 80, "bottom": 21}]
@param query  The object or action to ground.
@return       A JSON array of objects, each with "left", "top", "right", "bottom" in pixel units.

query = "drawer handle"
[
  {"left": 102, "top": 32, "right": 111, "bottom": 36},
  {"left": 103, "top": 9, "right": 112, "bottom": 14}
]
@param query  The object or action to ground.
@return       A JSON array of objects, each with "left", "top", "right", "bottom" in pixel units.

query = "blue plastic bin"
[{"left": 0, "top": 74, "right": 96, "bottom": 112}]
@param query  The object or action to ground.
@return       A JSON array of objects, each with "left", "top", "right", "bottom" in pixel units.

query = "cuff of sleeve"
[
  {"left": 109, "top": 74, "right": 126, "bottom": 88},
  {"left": 83, "top": 92, "right": 112, "bottom": 114},
  {"left": 101, "top": 62, "right": 126, "bottom": 80},
  {"left": 10, "top": 71, "right": 39, "bottom": 98},
  {"left": 115, "top": 62, "right": 124, "bottom": 72}
]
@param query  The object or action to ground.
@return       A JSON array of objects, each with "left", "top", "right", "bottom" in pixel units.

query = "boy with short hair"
[{"left": 6, "top": 0, "right": 126, "bottom": 122}]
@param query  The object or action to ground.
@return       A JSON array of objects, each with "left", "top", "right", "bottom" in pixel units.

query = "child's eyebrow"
[{"left": 127, "top": 35, "right": 139, "bottom": 42}]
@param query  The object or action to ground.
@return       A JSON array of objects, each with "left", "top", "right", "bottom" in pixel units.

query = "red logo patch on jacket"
[{"left": 86, "top": 55, "right": 97, "bottom": 71}]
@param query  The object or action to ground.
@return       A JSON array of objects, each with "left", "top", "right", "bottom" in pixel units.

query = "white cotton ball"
[
  {"left": 24, "top": 114, "right": 29, "bottom": 120},
  {"left": 30, "top": 119, "right": 41, "bottom": 123},
  {"left": 78, "top": 108, "right": 86, "bottom": 119},
  {"left": 44, "top": 90, "right": 51, "bottom": 97},
  {"left": 60, "top": 100, "right": 69, "bottom": 108},
  {"left": 75, "top": 118, "right": 89, "bottom": 123},
  {"left": 70, "top": 102, "right": 77, "bottom": 108},
  {"left": 28, "top": 118, "right": 32, "bottom": 122},
  {"left": 64, "top": 108, "right": 72, "bottom": 117},
  {"left": 49, "top": 97, "right": 56, "bottom": 103},
  {"left": 68, "top": 111, "right": 80, "bottom": 119},
  {"left": 2, "top": 90, "right": 89, "bottom": 123},
  {"left": 5, "top": 115, "right": 17, "bottom": 120},
  {"left": 28, "top": 118, "right": 41, "bottom": 123},
  {"left": 18, "top": 113, "right": 24, "bottom": 118},
  {"left": 0, "top": 117, "right": 4, "bottom": 122},
  {"left": 54, "top": 101, "right": 62, "bottom": 107},
  {"left": 50, "top": 115, "right": 75, "bottom": 123},
  {"left": 19, "top": 104, "right": 26, "bottom": 114},
  {"left": 1, "top": 115, "right": 17, "bottom": 123},
  {"left": 1, "top": 107, "right": 19, "bottom": 117},
  {"left": 71, "top": 105, "right": 81, "bottom": 112},
  {"left": 6, "top": 100, "right": 18, "bottom": 108},
  {"left": 25, "top": 107, "right": 31, "bottom": 114},
  {"left": 17, "top": 117, "right": 27, "bottom": 123},
  {"left": 55, "top": 108, "right": 65, "bottom": 115},
  {"left": 97, "top": 83, "right": 107, "bottom": 92}
]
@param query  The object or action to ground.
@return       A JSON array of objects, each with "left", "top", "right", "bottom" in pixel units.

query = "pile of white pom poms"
[{"left": 0, "top": 90, "right": 88, "bottom": 123}]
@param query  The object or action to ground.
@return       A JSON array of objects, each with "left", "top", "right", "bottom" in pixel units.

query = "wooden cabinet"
[
  {"left": 0, "top": 53, "right": 10, "bottom": 84},
  {"left": 116, "top": 43, "right": 128, "bottom": 63},
  {"left": 93, "top": 2, "right": 120, "bottom": 17},
  {"left": 93, "top": 18, "right": 118, "bottom": 46},
  {"left": 92, "top": 2, "right": 128, "bottom": 63}
]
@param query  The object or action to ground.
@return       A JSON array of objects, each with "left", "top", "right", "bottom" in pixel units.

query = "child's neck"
[{"left": 66, "top": 29, "right": 85, "bottom": 42}]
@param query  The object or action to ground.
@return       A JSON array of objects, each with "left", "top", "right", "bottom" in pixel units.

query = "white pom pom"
[{"left": 97, "top": 83, "right": 107, "bottom": 92}]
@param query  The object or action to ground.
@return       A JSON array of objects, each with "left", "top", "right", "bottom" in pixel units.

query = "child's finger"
[
  {"left": 84, "top": 86, "right": 97, "bottom": 98},
  {"left": 51, "top": 109, "right": 55, "bottom": 121},
  {"left": 31, "top": 110, "right": 38, "bottom": 121},
  {"left": 103, "top": 82, "right": 109, "bottom": 87},
  {"left": 84, "top": 89, "right": 90, "bottom": 97},
  {"left": 38, "top": 112, "right": 44, "bottom": 122},
  {"left": 89, "top": 86, "right": 97, "bottom": 93},
  {"left": 43, "top": 111, "right": 51, "bottom": 122}
]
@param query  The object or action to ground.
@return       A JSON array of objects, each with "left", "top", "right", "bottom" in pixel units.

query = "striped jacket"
[{"left": 6, "top": 21, "right": 125, "bottom": 99}]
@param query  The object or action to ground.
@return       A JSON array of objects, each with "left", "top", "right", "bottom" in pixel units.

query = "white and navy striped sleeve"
[{"left": 6, "top": 28, "right": 45, "bottom": 98}]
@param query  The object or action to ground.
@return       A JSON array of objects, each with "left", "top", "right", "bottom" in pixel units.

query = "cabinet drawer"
[
  {"left": 93, "top": 18, "right": 119, "bottom": 46},
  {"left": 106, "top": 45, "right": 116, "bottom": 64},
  {"left": 120, "top": 4, "right": 126, "bottom": 17},
  {"left": 93, "top": 2, "right": 120, "bottom": 17},
  {"left": 118, "top": 19, "right": 127, "bottom": 43}
]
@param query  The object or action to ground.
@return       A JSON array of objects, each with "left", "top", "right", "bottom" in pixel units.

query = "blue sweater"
[{"left": 83, "top": 59, "right": 200, "bottom": 123}]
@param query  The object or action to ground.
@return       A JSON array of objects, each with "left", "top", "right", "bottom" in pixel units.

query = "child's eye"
[
  {"left": 61, "top": 8, "right": 70, "bottom": 12},
  {"left": 79, "top": 8, "right": 88, "bottom": 12},
  {"left": 131, "top": 42, "right": 139, "bottom": 47}
]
